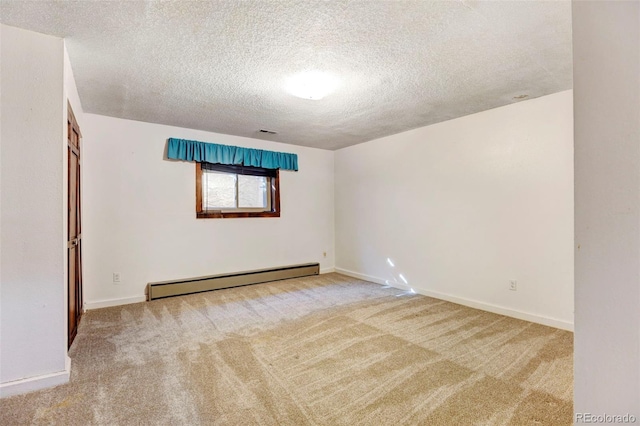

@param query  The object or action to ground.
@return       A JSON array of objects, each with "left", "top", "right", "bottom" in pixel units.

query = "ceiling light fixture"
[{"left": 285, "top": 71, "right": 340, "bottom": 100}]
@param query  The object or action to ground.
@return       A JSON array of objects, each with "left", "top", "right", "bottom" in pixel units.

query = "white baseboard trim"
[
  {"left": 84, "top": 295, "right": 146, "bottom": 310},
  {"left": 335, "top": 268, "right": 388, "bottom": 286},
  {"left": 0, "top": 355, "right": 71, "bottom": 398},
  {"left": 86, "top": 270, "right": 337, "bottom": 309},
  {"left": 335, "top": 267, "right": 574, "bottom": 331},
  {"left": 415, "top": 288, "right": 574, "bottom": 331}
]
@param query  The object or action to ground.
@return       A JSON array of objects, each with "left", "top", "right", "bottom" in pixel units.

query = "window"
[{"left": 196, "top": 163, "right": 280, "bottom": 218}]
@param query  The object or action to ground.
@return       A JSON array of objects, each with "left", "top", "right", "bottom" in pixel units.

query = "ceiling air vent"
[{"left": 258, "top": 129, "right": 277, "bottom": 135}]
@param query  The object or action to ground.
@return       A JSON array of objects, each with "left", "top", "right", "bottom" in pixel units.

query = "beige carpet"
[{"left": 0, "top": 273, "right": 573, "bottom": 425}]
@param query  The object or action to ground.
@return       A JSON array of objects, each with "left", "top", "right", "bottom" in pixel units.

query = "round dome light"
[{"left": 285, "top": 71, "right": 340, "bottom": 100}]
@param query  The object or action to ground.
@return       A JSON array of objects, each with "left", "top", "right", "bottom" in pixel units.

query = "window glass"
[
  {"left": 238, "top": 175, "right": 267, "bottom": 208},
  {"left": 203, "top": 171, "right": 236, "bottom": 209}
]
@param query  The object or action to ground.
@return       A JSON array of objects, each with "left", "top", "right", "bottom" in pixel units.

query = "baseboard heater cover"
[{"left": 147, "top": 263, "right": 319, "bottom": 300}]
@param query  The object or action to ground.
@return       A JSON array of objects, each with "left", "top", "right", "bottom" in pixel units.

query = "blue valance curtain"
[{"left": 167, "top": 138, "right": 298, "bottom": 171}]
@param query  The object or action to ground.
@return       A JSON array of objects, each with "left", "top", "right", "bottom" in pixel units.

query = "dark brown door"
[{"left": 68, "top": 102, "right": 82, "bottom": 348}]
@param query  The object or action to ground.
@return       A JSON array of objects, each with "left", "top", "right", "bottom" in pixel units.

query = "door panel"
[
  {"left": 68, "top": 245, "right": 77, "bottom": 344},
  {"left": 67, "top": 103, "right": 82, "bottom": 349},
  {"left": 68, "top": 150, "right": 78, "bottom": 240}
]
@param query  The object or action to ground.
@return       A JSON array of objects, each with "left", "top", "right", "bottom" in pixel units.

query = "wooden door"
[{"left": 67, "top": 102, "right": 82, "bottom": 348}]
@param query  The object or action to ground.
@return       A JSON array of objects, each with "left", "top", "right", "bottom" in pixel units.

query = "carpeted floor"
[{"left": 0, "top": 273, "right": 573, "bottom": 425}]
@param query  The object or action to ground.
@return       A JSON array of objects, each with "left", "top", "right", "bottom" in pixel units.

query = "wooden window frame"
[{"left": 196, "top": 162, "right": 281, "bottom": 219}]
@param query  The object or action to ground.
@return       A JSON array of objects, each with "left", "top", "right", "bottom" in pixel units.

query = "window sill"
[{"left": 197, "top": 211, "right": 280, "bottom": 219}]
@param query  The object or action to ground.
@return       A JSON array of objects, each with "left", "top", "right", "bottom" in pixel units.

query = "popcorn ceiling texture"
[{"left": 0, "top": 1, "right": 572, "bottom": 150}]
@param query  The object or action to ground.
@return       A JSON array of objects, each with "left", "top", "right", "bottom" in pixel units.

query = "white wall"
[
  {"left": 573, "top": 2, "right": 640, "bottom": 414},
  {"left": 335, "top": 90, "right": 574, "bottom": 330},
  {"left": 82, "top": 115, "right": 334, "bottom": 307},
  {"left": 65, "top": 44, "right": 84, "bottom": 126},
  {"left": 0, "top": 25, "right": 67, "bottom": 391}
]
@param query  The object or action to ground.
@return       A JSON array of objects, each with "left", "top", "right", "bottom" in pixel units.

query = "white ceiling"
[{"left": 0, "top": 1, "right": 572, "bottom": 150}]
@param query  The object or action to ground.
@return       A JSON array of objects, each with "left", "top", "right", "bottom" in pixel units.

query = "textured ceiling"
[{"left": 0, "top": 1, "right": 572, "bottom": 150}]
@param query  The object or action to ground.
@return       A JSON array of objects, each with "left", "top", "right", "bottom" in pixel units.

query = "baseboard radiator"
[{"left": 147, "top": 263, "right": 320, "bottom": 301}]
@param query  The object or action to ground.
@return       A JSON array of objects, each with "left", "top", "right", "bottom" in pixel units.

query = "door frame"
[{"left": 67, "top": 101, "right": 82, "bottom": 349}]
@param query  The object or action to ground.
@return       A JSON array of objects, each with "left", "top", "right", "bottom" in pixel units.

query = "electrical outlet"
[
  {"left": 113, "top": 272, "right": 121, "bottom": 284},
  {"left": 323, "top": 251, "right": 327, "bottom": 258},
  {"left": 509, "top": 280, "right": 517, "bottom": 291}
]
